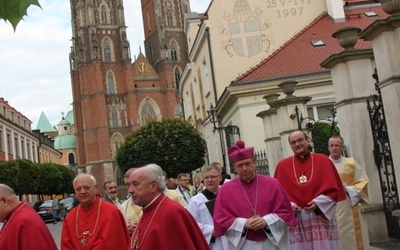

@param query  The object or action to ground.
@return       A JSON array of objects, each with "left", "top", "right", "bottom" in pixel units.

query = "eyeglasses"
[
  {"left": 290, "top": 137, "right": 305, "bottom": 145},
  {"left": 204, "top": 175, "right": 220, "bottom": 181}
]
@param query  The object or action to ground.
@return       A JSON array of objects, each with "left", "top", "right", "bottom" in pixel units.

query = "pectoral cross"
[
  {"left": 80, "top": 230, "right": 89, "bottom": 246},
  {"left": 299, "top": 174, "right": 307, "bottom": 184}
]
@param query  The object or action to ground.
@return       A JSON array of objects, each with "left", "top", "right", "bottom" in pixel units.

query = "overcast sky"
[{"left": 0, "top": 0, "right": 210, "bottom": 128}]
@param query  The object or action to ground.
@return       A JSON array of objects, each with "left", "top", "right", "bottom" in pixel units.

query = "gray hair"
[
  {"left": 144, "top": 164, "right": 166, "bottom": 191},
  {"left": 73, "top": 173, "right": 97, "bottom": 186},
  {"left": 0, "top": 184, "right": 15, "bottom": 196},
  {"left": 203, "top": 164, "right": 221, "bottom": 175}
]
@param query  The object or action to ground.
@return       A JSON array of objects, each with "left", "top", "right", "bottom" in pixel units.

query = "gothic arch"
[
  {"left": 106, "top": 70, "right": 117, "bottom": 93},
  {"left": 110, "top": 132, "right": 124, "bottom": 158},
  {"left": 169, "top": 40, "right": 179, "bottom": 61},
  {"left": 139, "top": 98, "right": 161, "bottom": 125},
  {"left": 173, "top": 66, "right": 182, "bottom": 90},
  {"left": 102, "top": 37, "right": 114, "bottom": 62},
  {"left": 109, "top": 105, "right": 120, "bottom": 127},
  {"left": 100, "top": 5, "right": 108, "bottom": 24}
]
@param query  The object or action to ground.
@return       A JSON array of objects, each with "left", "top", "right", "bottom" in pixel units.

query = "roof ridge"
[{"left": 232, "top": 12, "right": 328, "bottom": 83}]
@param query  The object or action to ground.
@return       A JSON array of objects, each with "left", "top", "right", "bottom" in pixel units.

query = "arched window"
[
  {"left": 174, "top": 67, "right": 181, "bottom": 89},
  {"left": 141, "top": 103, "right": 156, "bottom": 125},
  {"left": 167, "top": 11, "right": 174, "bottom": 27},
  {"left": 170, "top": 43, "right": 177, "bottom": 61},
  {"left": 101, "top": 6, "right": 107, "bottom": 24},
  {"left": 111, "top": 107, "right": 119, "bottom": 127},
  {"left": 68, "top": 153, "right": 75, "bottom": 165},
  {"left": 104, "top": 44, "right": 111, "bottom": 62},
  {"left": 106, "top": 71, "right": 116, "bottom": 93}
]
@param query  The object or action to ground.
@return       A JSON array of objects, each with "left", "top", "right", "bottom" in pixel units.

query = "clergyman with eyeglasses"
[
  {"left": 176, "top": 173, "right": 192, "bottom": 204},
  {"left": 213, "top": 140, "right": 296, "bottom": 249},
  {"left": 187, "top": 164, "right": 228, "bottom": 249},
  {"left": 274, "top": 130, "right": 346, "bottom": 249}
]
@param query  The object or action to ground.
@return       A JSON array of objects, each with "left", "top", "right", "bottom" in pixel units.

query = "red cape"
[
  {"left": 131, "top": 193, "right": 210, "bottom": 249},
  {"left": 274, "top": 153, "right": 346, "bottom": 208},
  {"left": 61, "top": 196, "right": 130, "bottom": 249},
  {"left": 0, "top": 201, "right": 57, "bottom": 249}
]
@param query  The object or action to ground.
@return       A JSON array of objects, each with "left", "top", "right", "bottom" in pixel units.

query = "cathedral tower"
[
  {"left": 140, "top": 0, "right": 190, "bottom": 98},
  {"left": 69, "top": 0, "right": 180, "bottom": 186}
]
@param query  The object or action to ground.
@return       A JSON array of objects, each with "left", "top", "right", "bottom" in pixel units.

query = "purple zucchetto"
[{"left": 228, "top": 140, "right": 254, "bottom": 163}]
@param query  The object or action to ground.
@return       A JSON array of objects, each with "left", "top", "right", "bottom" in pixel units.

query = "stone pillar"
[
  {"left": 273, "top": 80, "right": 312, "bottom": 158},
  {"left": 257, "top": 94, "right": 282, "bottom": 175},
  {"left": 359, "top": 3, "right": 400, "bottom": 202},
  {"left": 321, "top": 26, "right": 389, "bottom": 243}
]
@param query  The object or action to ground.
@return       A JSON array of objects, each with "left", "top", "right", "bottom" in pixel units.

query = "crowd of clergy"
[{"left": 0, "top": 130, "right": 369, "bottom": 250}]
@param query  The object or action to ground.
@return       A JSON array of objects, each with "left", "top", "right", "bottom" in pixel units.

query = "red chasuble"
[
  {"left": 274, "top": 153, "right": 346, "bottom": 209},
  {"left": 0, "top": 201, "right": 58, "bottom": 250},
  {"left": 130, "top": 193, "right": 210, "bottom": 250},
  {"left": 213, "top": 175, "right": 297, "bottom": 241},
  {"left": 61, "top": 196, "right": 130, "bottom": 250}
]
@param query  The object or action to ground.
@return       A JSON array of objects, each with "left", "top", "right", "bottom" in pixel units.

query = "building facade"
[{"left": 0, "top": 98, "right": 40, "bottom": 163}]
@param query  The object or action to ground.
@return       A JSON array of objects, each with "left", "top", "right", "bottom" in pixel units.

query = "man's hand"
[
  {"left": 245, "top": 216, "right": 267, "bottom": 231},
  {"left": 293, "top": 204, "right": 302, "bottom": 214},
  {"left": 304, "top": 201, "right": 317, "bottom": 212},
  {"left": 127, "top": 220, "right": 138, "bottom": 236}
]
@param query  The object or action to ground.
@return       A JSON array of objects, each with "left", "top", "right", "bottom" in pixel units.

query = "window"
[
  {"left": 174, "top": 67, "right": 181, "bottom": 89},
  {"left": 7, "top": 134, "right": 10, "bottom": 154},
  {"left": 111, "top": 107, "right": 119, "bottom": 127},
  {"left": 101, "top": 6, "right": 107, "bottom": 24},
  {"left": 202, "top": 59, "right": 211, "bottom": 95},
  {"left": 106, "top": 71, "right": 116, "bottom": 94},
  {"left": 167, "top": 11, "right": 174, "bottom": 27},
  {"left": 103, "top": 39, "right": 113, "bottom": 62},
  {"left": 15, "top": 138, "right": 19, "bottom": 157},
  {"left": 68, "top": 153, "right": 75, "bottom": 165},
  {"left": 149, "top": 42, "right": 154, "bottom": 64},
  {"left": 170, "top": 44, "right": 177, "bottom": 61},
  {"left": 141, "top": 103, "right": 156, "bottom": 125}
]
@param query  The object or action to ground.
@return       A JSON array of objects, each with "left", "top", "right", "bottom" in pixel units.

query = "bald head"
[
  {"left": 0, "top": 184, "right": 20, "bottom": 222},
  {"left": 0, "top": 184, "right": 15, "bottom": 196}
]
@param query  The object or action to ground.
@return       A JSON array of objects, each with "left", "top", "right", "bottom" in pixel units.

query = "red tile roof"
[{"left": 232, "top": 5, "right": 388, "bottom": 84}]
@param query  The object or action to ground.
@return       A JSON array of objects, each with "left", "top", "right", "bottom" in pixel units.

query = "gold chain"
[
  {"left": 131, "top": 196, "right": 167, "bottom": 249},
  {"left": 75, "top": 199, "right": 102, "bottom": 245},
  {"left": 0, "top": 201, "right": 26, "bottom": 237},
  {"left": 292, "top": 153, "right": 314, "bottom": 184}
]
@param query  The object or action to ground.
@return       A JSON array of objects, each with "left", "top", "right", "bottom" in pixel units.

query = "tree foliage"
[
  {"left": 0, "top": 0, "right": 41, "bottom": 30},
  {"left": 116, "top": 119, "right": 206, "bottom": 178},
  {"left": 14, "top": 159, "right": 40, "bottom": 194},
  {"left": 36, "top": 163, "right": 63, "bottom": 195},
  {"left": 0, "top": 160, "right": 19, "bottom": 188},
  {"left": 310, "top": 122, "right": 340, "bottom": 156},
  {"left": 0, "top": 159, "right": 76, "bottom": 195}
]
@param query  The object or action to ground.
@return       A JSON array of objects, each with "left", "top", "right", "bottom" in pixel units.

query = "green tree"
[
  {"left": 37, "top": 163, "right": 63, "bottom": 195},
  {"left": 116, "top": 119, "right": 206, "bottom": 178},
  {"left": 310, "top": 122, "right": 340, "bottom": 156},
  {"left": 0, "top": 0, "right": 41, "bottom": 30},
  {"left": 14, "top": 159, "right": 40, "bottom": 194},
  {"left": 55, "top": 164, "right": 76, "bottom": 194},
  {"left": 0, "top": 160, "right": 19, "bottom": 188}
]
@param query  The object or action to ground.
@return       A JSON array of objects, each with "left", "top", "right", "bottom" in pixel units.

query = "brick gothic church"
[{"left": 69, "top": 0, "right": 190, "bottom": 185}]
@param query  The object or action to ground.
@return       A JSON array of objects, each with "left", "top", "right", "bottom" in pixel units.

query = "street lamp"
[{"left": 207, "top": 104, "right": 240, "bottom": 136}]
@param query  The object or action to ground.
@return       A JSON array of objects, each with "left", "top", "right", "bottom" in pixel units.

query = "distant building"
[{"left": 0, "top": 98, "right": 40, "bottom": 162}]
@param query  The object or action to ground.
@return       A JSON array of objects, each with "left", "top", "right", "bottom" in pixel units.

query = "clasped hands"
[
  {"left": 244, "top": 215, "right": 267, "bottom": 231},
  {"left": 293, "top": 201, "right": 317, "bottom": 214}
]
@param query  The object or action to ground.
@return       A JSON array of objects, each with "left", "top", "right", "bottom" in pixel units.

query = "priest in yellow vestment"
[{"left": 329, "top": 135, "right": 370, "bottom": 250}]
